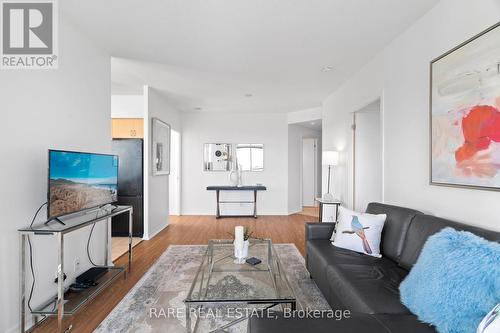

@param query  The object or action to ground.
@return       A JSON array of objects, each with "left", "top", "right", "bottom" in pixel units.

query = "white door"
[
  {"left": 302, "top": 138, "right": 317, "bottom": 207},
  {"left": 354, "top": 102, "right": 382, "bottom": 212},
  {"left": 169, "top": 129, "right": 181, "bottom": 215}
]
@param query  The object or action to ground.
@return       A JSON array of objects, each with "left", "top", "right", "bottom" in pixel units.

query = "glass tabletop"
[
  {"left": 185, "top": 239, "right": 295, "bottom": 303},
  {"left": 18, "top": 206, "right": 132, "bottom": 234}
]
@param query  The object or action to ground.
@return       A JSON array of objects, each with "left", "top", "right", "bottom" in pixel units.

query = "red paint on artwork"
[{"left": 455, "top": 105, "right": 500, "bottom": 162}]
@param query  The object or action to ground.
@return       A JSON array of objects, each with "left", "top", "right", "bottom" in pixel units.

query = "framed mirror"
[
  {"left": 236, "top": 144, "right": 264, "bottom": 171},
  {"left": 204, "top": 143, "right": 232, "bottom": 171}
]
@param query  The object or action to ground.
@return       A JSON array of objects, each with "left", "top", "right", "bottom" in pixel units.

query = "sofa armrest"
[{"left": 306, "top": 223, "right": 335, "bottom": 240}]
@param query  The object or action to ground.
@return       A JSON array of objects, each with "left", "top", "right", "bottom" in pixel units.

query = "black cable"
[
  {"left": 30, "top": 202, "right": 47, "bottom": 229},
  {"left": 27, "top": 237, "right": 36, "bottom": 312},
  {"left": 27, "top": 202, "right": 48, "bottom": 312},
  {"left": 87, "top": 222, "right": 99, "bottom": 266},
  {"left": 87, "top": 207, "right": 105, "bottom": 267}
]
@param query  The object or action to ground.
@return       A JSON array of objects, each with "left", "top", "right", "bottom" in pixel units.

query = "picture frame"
[
  {"left": 430, "top": 22, "right": 500, "bottom": 191},
  {"left": 152, "top": 118, "right": 171, "bottom": 176}
]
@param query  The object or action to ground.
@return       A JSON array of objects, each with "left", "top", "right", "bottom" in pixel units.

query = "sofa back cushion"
[
  {"left": 398, "top": 214, "right": 500, "bottom": 270},
  {"left": 365, "top": 203, "right": 421, "bottom": 262}
]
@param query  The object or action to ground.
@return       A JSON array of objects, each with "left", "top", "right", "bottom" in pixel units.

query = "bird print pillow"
[{"left": 332, "top": 206, "right": 386, "bottom": 258}]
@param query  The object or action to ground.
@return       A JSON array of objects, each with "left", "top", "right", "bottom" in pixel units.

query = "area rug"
[{"left": 94, "top": 244, "right": 330, "bottom": 333}]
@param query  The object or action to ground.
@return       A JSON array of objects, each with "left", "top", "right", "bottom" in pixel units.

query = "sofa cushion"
[
  {"left": 247, "top": 313, "right": 437, "bottom": 333},
  {"left": 365, "top": 202, "right": 421, "bottom": 262},
  {"left": 307, "top": 240, "right": 380, "bottom": 297},
  {"left": 247, "top": 312, "right": 387, "bottom": 333},
  {"left": 306, "top": 240, "right": 410, "bottom": 314},
  {"left": 374, "top": 314, "right": 437, "bottom": 333},
  {"left": 398, "top": 214, "right": 500, "bottom": 270},
  {"left": 327, "top": 259, "right": 410, "bottom": 314}
]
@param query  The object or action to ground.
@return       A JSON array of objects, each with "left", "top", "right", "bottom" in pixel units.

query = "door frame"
[
  {"left": 351, "top": 97, "right": 384, "bottom": 210},
  {"left": 300, "top": 137, "right": 318, "bottom": 207},
  {"left": 169, "top": 129, "right": 181, "bottom": 215}
]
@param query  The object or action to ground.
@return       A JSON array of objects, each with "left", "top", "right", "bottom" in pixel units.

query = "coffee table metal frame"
[{"left": 184, "top": 239, "right": 296, "bottom": 333}]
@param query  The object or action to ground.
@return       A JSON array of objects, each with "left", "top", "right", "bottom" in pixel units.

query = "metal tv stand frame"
[{"left": 18, "top": 205, "right": 133, "bottom": 333}]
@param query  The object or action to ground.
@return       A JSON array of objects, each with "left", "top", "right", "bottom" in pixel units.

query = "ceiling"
[
  {"left": 62, "top": 0, "right": 438, "bottom": 113},
  {"left": 292, "top": 120, "right": 322, "bottom": 131}
]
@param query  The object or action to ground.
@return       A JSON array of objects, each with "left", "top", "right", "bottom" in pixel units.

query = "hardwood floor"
[
  {"left": 111, "top": 237, "right": 142, "bottom": 261},
  {"left": 299, "top": 206, "right": 319, "bottom": 218},
  {"left": 32, "top": 213, "right": 317, "bottom": 333}
]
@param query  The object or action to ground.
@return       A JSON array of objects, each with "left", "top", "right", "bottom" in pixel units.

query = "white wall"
[
  {"left": 182, "top": 112, "right": 288, "bottom": 215},
  {"left": 288, "top": 124, "right": 322, "bottom": 214},
  {"left": 354, "top": 102, "right": 382, "bottom": 211},
  {"left": 111, "top": 94, "right": 144, "bottom": 118},
  {"left": 0, "top": 18, "right": 110, "bottom": 333},
  {"left": 322, "top": 0, "right": 500, "bottom": 230},
  {"left": 144, "top": 87, "right": 182, "bottom": 239},
  {"left": 287, "top": 107, "right": 322, "bottom": 124}
]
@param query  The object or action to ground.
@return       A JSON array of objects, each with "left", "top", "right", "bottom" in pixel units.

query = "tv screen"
[{"left": 48, "top": 150, "right": 118, "bottom": 219}]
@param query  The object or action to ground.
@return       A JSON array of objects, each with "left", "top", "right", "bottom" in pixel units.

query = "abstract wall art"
[{"left": 431, "top": 22, "right": 500, "bottom": 190}]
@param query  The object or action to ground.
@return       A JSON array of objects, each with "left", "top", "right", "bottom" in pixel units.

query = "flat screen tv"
[{"left": 48, "top": 150, "right": 118, "bottom": 219}]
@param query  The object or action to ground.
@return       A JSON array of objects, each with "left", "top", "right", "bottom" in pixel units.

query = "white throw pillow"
[
  {"left": 332, "top": 206, "right": 386, "bottom": 258},
  {"left": 477, "top": 304, "right": 500, "bottom": 333}
]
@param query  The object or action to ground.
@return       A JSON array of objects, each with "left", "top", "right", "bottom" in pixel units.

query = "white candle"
[{"left": 234, "top": 226, "right": 244, "bottom": 249}]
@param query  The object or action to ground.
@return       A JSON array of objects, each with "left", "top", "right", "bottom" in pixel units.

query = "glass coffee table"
[{"left": 184, "top": 239, "right": 296, "bottom": 332}]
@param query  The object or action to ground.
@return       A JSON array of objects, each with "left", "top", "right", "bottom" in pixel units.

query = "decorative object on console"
[
  {"left": 430, "top": 22, "right": 500, "bottom": 191},
  {"left": 322, "top": 150, "right": 339, "bottom": 201},
  {"left": 478, "top": 304, "right": 500, "bottom": 333},
  {"left": 399, "top": 228, "right": 500, "bottom": 333},
  {"left": 204, "top": 143, "right": 232, "bottom": 171},
  {"left": 152, "top": 118, "right": 171, "bottom": 176},
  {"left": 228, "top": 160, "right": 242, "bottom": 187},
  {"left": 332, "top": 206, "right": 386, "bottom": 258}
]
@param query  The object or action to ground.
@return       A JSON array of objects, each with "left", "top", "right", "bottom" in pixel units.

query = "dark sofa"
[{"left": 248, "top": 202, "right": 500, "bottom": 332}]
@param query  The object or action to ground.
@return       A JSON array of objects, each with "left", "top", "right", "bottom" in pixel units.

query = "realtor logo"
[{"left": 1, "top": 0, "right": 58, "bottom": 69}]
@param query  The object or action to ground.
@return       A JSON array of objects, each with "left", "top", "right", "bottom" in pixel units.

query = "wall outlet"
[
  {"left": 54, "top": 271, "right": 67, "bottom": 283},
  {"left": 74, "top": 258, "right": 80, "bottom": 273}
]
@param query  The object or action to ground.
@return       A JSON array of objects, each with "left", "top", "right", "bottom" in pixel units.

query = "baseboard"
[{"left": 144, "top": 223, "right": 169, "bottom": 240}]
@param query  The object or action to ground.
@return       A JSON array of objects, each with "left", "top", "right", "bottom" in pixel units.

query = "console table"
[
  {"left": 206, "top": 185, "right": 267, "bottom": 218},
  {"left": 18, "top": 205, "right": 133, "bottom": 333}
]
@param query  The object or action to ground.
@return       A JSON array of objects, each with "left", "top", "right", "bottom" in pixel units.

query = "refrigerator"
[{"left": 112, "top": 139, "right": 144, "bottom": 237}]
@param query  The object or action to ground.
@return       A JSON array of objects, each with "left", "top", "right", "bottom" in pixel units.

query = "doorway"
[
  {"left": 302, "top": 138, "right": 318, "bottom": 208},
  {"left": 353, "top": 99, "right": 383, "bottom": 212},
  {"left": 169, "top": 129, "right": 181, "bottom": 215}
]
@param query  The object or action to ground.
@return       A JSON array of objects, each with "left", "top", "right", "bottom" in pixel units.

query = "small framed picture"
[{"left": 152, "top": 118, "right": 170, "bottom": 176}]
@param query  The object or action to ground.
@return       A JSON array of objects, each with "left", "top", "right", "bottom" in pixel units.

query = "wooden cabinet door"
[{"left": 112, "top": 118, "right": 144, "bottom": 138}]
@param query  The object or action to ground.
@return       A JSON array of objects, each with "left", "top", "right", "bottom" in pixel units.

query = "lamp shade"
[{"left": 322, "top": 151, "right": 339, "bottom": 166}]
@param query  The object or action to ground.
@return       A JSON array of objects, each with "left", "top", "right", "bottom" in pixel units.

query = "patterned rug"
[{"left": 94, "top": 244, "right": 330, "bottom": 333}]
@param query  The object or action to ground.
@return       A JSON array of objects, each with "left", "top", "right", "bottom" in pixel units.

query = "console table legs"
[
  {"left": 57, "top": 233, "right": 65, "bottom": 333},
  {"left": 215, "top": 190, "right": 221, "bottom": 219},
  {"left": 253, "top": 190, "right": 257, "bottom": 218}
]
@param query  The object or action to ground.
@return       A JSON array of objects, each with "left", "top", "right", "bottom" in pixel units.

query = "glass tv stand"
[{"left": 17, "top": 205, "right": 133, "bottom": 333}]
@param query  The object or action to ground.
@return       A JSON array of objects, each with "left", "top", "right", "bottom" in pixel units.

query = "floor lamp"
[{"left": 322, "top": 151, "right": 339, "bottom": 201}]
